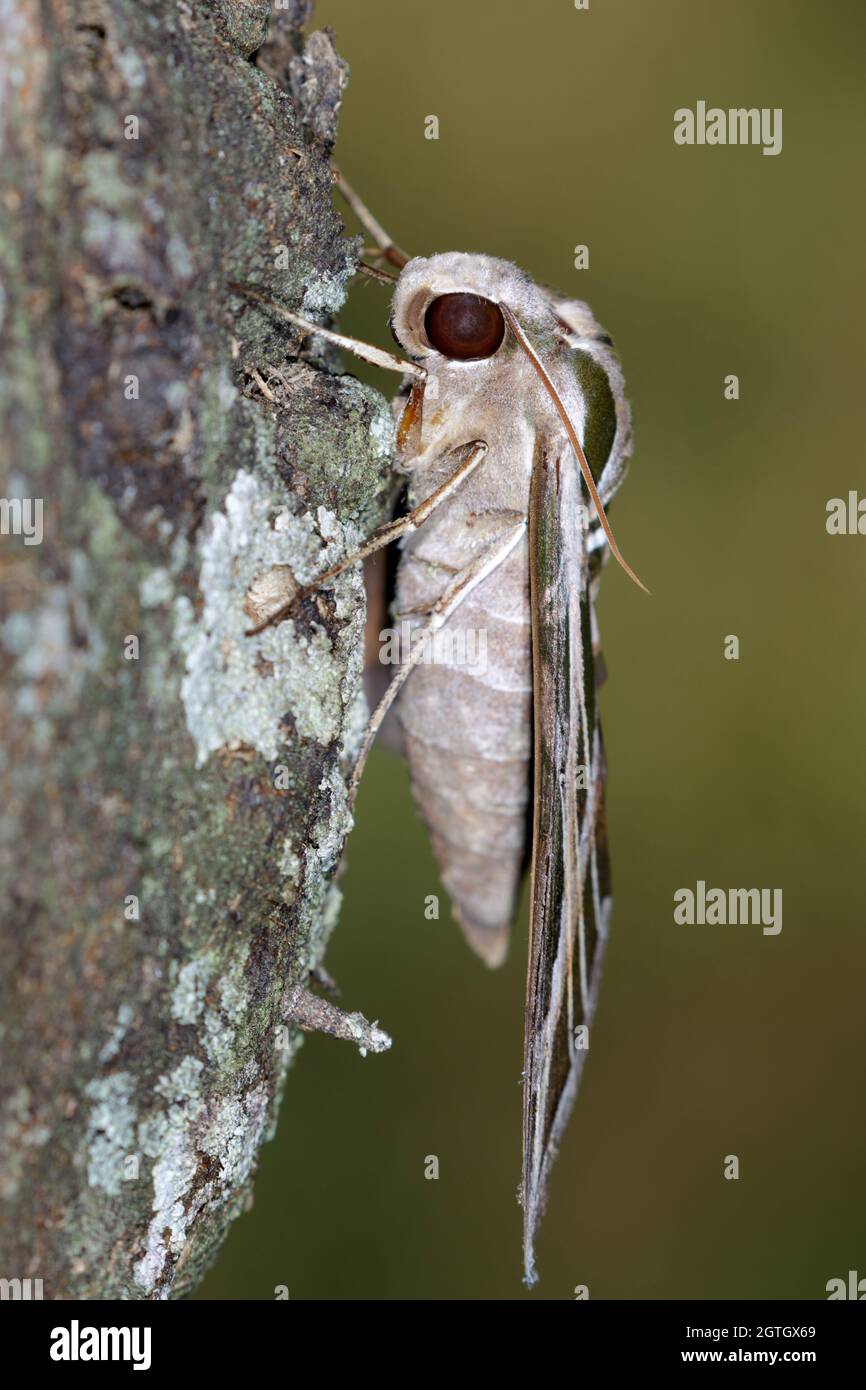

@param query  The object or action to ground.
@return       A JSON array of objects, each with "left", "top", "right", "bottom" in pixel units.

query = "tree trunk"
[{"left": 0, "top": 0, "right": 393, "bottom": 1299}]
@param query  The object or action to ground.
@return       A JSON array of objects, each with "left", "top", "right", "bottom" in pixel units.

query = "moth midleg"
[
  {"left": 247, "top": 441, "right": 490, "bottom": 636},
  {"left": 331, "top": 165, "right": 410, "bottom": 269},
  {"left": 348, "top": 516, "right": 527, "bottom": 804},
  {"left": 344, "top": 438, "right": 489, "bottom": 571}
]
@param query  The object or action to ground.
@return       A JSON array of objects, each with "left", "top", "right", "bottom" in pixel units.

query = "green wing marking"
[{"left": 572, "top": 349, "right": 617, "bottom": 483}]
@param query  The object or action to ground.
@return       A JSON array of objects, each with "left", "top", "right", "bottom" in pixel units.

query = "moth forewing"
[{"left": 522, "top": 438, "right": 613, "bottom": 1286}]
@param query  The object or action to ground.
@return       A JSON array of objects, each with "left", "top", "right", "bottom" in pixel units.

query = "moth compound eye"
[{"left": 424, "top": 293, "right": 505, "bottom": 361}]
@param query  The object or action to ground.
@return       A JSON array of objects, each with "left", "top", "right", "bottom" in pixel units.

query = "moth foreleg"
[
  {"left": 247, "top": 440, "right": 490, "bottom": 636},
  {"left": 348, "top": 514, "right": 527, "bottom": 804},
  {"left": 229, "top": 282, "right": 425, "bottom": 380},
  {"left": 331, "top": 165, "right": 410, "bottom": 270}
]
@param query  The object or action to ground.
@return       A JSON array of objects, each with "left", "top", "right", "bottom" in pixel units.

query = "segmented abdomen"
[{"left": 395, "top": 535, "right": 532, "bottom": 968}]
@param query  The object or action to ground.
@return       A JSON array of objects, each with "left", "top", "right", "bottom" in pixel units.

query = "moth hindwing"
[{"left": 238, "top": 217, "right": 637, "bottom": 1284}]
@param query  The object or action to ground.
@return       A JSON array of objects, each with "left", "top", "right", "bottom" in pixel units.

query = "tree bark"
[{"left": 0, "top": 0, "right": 394, "bottom": 1298}]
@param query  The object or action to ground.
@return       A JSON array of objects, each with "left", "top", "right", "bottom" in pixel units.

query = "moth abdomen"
[{"left": 395, "top": 529, "right": 533, "bottom": 967}]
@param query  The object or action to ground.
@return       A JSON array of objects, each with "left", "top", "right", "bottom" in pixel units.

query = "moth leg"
[
  {"left": 283, "top": 984, "right": 391, "bottom": 1056},
  {"left": 331, "top": 165, "right": 410, "bottom": 270},
  {"left": 247, "top": 440, "right": 490, "bottom": 636},
  {"left": 348, "top": 515, "right": 527, "bottom": 806},
  {"left": 229, "top": 282, "right": 425, "bottom": 381}
]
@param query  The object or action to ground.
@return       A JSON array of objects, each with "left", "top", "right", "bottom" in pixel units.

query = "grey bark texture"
[{"left": 0, "top": 0, "right": 394, "bottom": 1298}]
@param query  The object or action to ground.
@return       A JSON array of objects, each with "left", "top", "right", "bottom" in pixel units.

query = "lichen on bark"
[{"left": 0, "top": 0, "right": 394, "bottom": 1298}]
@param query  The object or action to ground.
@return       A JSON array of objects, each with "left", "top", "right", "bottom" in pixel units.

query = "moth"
[{"left": 234, "top": 171, "right": 644, "bottom": 1284}]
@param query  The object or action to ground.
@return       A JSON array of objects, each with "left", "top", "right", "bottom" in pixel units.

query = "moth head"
[
  {"left": 390, "top": 253, "right": 539, "bottom": 365},
  {"left": 389, "top": 255, "right": 649, "bottom": 595}
]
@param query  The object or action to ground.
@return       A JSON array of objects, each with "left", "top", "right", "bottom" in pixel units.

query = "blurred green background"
[{"left": 198, "top": 0, "right": 866, "bottom": 1299}]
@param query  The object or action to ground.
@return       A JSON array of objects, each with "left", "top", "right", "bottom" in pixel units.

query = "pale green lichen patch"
[
  {"left": 309, "top": 762, "right": 353, "bottom": 874},
  {"left": 301, "top": 269, "right": 346, "bottom": 319},
  {"left": 219, "top": 959, "right": 247, "bottom": 1023},
  {"left": 171, "top": 957, "right": 211, "bottom": 1026},
  {"left": 98, "top": 1003, "right": 135, "bottom": 1065},
  {"left": 139, "top": 567, "right": 175, "bottom": 609},
  {"left": 79, "top": 150, "right": 140, "bottom": 220},
  {"left": 202, "top": 940, "right": 251, "bottom": 1066},
  {"left": 84, "top": 1073, "right": 137, "bottom": 1198},
  {"left": 203, "top": 1009, "right": 235, "bottom": 1066},
  {"left": 133, "top": 1054, "right": 269, "bottom": 1297},
  {"left": 133, "top": 1057, "right": 204, "bottom": 1293},
  {"left": 177, "top": 467, "right": 365, "bottom": 764},
  {"left": 135, "top": 1128, "right": 200, "bottom": 1294},
  {"left": 114, "top": 46, "right": 147, "bottom": 91},
  {"left": 368, "top": 402, "right": 397, "bottom": 461},
  {"left": 0, "top": 1085, "right": 52, "bottom": 1200},
  {"left": 157, "top": 1055, "right": 205, "bottom": 1109},
  {"left": 3, "top": 551, "right": 105, "bottom": 731},
  {"left": 202, "top": 1078, "right": 269, "bottom": 1191},
  {"left": 277, "top": 840, "right": 301, "bottom": 884}
]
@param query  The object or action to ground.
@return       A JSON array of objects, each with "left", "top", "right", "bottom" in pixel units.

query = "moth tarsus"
[{"left": 243, "top": 193, "right": 638, "bottom": 1282}]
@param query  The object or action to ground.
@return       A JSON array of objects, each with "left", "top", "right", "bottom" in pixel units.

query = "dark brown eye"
[{"left": 424, "top": 293, "right": 505, "bottom": 361}]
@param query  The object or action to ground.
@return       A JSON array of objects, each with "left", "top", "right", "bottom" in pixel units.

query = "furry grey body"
[{"left": 389, "top": 253, "right": 630, "bottom": 968}]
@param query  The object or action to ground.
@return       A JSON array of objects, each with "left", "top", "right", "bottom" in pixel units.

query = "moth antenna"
[
  {"left": 499, "top": 302, "right": 649, "bottom": 595},
  {"left": 358, "top": 261, "right": 398, "bottom": 285},
  {"left": 331, "top": 165, "right": 410, "bottom": 269}
]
